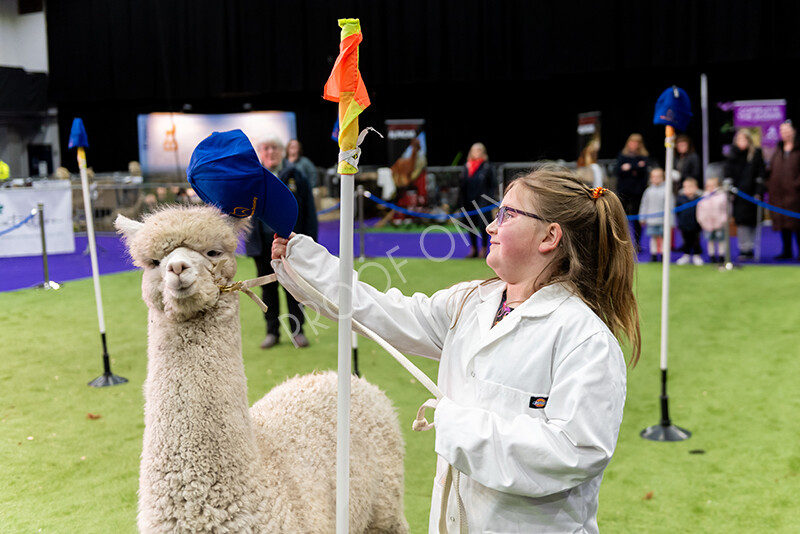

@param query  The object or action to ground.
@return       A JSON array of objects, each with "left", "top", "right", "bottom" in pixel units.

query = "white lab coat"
[{"left": 273, "top": 236, "right": 627, "bottom": 534}]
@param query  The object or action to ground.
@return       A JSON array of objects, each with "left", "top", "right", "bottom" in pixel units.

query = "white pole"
[
  {"left": 336, "top": 172, "right": 354, "bottom": 534},
  {"left": 701, "top": 74, "right": 710, "bottom": 180},
  {"left": 78, "top": 147, "right": 107, "bottom": 335},
  {"left": 660, "top": 127, "right": 675, "bottom": 371}
]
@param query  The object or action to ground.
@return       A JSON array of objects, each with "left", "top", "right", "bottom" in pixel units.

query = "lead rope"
[{"left": 279, "top": 254, "right": 443, "bottom": 401}]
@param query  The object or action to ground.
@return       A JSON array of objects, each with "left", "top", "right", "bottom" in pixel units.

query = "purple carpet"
[{"left": 0, "top": 221, "right": 795, "bottom": 292}]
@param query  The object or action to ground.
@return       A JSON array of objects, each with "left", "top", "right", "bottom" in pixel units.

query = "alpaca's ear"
[
  {"left": 114, "top": 214, "right": 144, "bottom": 240},
  {"left": 233, "top": 215, "right": 253, "bottom": 236}
]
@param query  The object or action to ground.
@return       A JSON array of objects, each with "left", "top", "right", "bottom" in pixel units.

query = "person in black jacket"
[
  {"left": 674, "top": 134, "right": 702, "bottom": 193},
  {"left": 725, "top": 129, "right": 765, "bottom": 260},
  {"left": 246, "top": 137, "right": 318, "bottom": 349},
  {"left": 458, "top": 142, "right": 498, "bottom": 257},
  {"left": 614, "top": 133, "right": 651, "bottom": 251}
]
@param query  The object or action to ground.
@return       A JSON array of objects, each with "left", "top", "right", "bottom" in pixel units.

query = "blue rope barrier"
[
  {"left": 627, "top": 190, "right": 725, "bottom": 221},
  {"left": 0, "top": 210, "right": 36, "bottom": 237},
  {"left": 627, "top": 188, "right": 800, "bottom": 222},
  {"left": 363, "top": 192, "right": 495, "bottom": 220},
  {"left": 734, "top": 189, "right": 800, "bottom": 219},
  {"left": 317, "top": 202, "right": 342, "bottom": 215}
]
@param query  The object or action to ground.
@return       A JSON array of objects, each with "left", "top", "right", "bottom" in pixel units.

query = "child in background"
[
  {"left": 639, "top": 168, "right": 669, "bottom": 262},
  {"left": 696, "top": 176, "right": 729, "bottom": 263},
  {"left": 675, "top": 177, "right": 704, "bottom": 265}
]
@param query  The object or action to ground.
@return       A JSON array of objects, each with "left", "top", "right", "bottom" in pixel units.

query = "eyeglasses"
[{"left": 495, "top": 205, "right": 544, "bottom": 227}]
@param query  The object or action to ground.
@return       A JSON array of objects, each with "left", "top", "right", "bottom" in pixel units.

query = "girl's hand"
[{"left": 272, "top": 233, "right": 295, "bottom": 259}]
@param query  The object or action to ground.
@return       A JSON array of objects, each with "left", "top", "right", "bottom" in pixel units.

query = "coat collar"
[{"left": 472, "top": 280, "right": 575, "bottom": 352}]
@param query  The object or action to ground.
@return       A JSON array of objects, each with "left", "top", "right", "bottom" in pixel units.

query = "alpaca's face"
[
  {"left": 116, "top": 206, "right": 248, "bottom": 321},
  {"left": 146, "top": 245, "right": 229, "bottom": 321}
]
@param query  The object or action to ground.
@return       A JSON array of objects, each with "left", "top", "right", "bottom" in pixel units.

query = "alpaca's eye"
[
  {"left": 206, "top": 250, "right": 221, "bottom": 258},
  {"left": 150, "top": 259, "right": 160, "bottom": 268}
]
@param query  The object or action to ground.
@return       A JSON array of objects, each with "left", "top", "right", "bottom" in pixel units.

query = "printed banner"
[
  {"left": 0, "top": 183, "right": 75, "bottom": 257},
  {"left": 732, "top": 99, "right": 786, "bottom": 163},
  {"left": 384, "top": 119, "right": 427, "bottom": 206},
  {"left": 137, "top": 111, "right": 297, "bottom": 177}
]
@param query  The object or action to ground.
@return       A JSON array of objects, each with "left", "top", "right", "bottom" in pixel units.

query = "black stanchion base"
[
  {"left": 641, "top": 423, "right": 692, "bottom": 442},
  {"left": 88, "top": 373, "right": 129, "bottom": 388}
]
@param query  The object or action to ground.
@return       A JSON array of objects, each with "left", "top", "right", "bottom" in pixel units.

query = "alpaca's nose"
[{"left": 168, "top": 259, "right": 189, "bottom": 275}]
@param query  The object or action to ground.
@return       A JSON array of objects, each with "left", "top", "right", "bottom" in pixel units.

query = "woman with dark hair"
[
  {"left": 674, "top": 133, "right": 702, "bottom": 192},
  {"left": 767, "top": 120, "right": 800, "bottom": 260}
]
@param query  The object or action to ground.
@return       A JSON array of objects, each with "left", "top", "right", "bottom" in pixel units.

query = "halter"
[{"left": 212, "top": 258, "right": 276, "bottom": 313}]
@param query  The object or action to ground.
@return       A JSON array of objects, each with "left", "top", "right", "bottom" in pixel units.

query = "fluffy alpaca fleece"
[{"left": 116, "top": 206, "right": 407, "bottom": 533}]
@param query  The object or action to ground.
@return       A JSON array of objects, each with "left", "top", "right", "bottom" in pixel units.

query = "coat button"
[{"left": 471, "top": 371, "right": 476, "bottom": 377}]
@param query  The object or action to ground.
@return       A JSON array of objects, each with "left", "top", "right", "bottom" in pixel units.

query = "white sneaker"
[
  {"left": 692, "top": 255, "right": 705, "bottom": 266},
  {"left": 676, "top": 254, "right": 691, "bottom": 265}
]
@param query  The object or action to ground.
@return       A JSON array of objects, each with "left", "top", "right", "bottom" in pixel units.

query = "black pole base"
[
  {"left": 88, "top": 372, "right": 128, "bottom": 388},
  {"left": 641, "top": 423, "right": 692, "bottom": 442}
]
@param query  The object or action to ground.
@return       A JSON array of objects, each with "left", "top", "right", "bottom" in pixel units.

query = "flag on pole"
[{"left": 323, "top": 18, "right": 370, "bottom": 175}]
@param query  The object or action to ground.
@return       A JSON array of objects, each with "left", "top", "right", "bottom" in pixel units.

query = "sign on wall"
[
  {"left": 137, "top": 111, "right": 297, "bottom": 177},
  {"left": 0, "top": 182, "right": 75, "bottom": 257}
]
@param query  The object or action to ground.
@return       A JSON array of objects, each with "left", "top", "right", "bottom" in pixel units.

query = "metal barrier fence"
[{"left": 0, "top": 159, "right": 747, "bottom": 232}]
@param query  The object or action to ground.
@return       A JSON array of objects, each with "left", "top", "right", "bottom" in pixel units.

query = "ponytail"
[{"left": 511, "top": 164, "right": 641, "bottom": 366}]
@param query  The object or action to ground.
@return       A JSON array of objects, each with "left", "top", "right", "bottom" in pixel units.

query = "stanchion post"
[
  {"left": 720, "top": 179, "right": 738, "bottom": 271},
  {"left": 34, "top": 202, "right": 60, "bottom": 290},
  {"left": 357, "top": 184, "right": 365, "bottom": 261},
  {"left": 641, "top": 123, "right": 691, "bottom": 442}
]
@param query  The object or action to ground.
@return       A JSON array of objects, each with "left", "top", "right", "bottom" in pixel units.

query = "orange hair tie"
[{"left": 591, "top": 187, "right": 608, "bottom": 200}]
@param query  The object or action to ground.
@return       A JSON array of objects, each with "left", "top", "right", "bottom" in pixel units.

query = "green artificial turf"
[{"left": 1, "top": 258, "right": 799, "bottom": 533}]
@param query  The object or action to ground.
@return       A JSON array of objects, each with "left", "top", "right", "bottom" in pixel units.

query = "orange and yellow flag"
[{"left": 323, "top": 18, "right": 370, "bottom": 175}]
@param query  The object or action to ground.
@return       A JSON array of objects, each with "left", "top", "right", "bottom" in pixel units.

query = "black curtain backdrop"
[{"left": 46, "top": 0, "right": 800, "bottom": 173}]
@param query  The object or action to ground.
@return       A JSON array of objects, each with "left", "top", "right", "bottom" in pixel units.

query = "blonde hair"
[
  {"left": 622, "top": 133, "right": 649, "bottom": 157},
  {"left": 734, "top": 128, "right": 758, "bottom": 162},
  {"left": 509, "top": 164, "right": 641, "bottom": 365}
]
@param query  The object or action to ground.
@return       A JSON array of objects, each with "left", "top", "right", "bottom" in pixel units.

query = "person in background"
[
  {"left": 270, "top": 164, "right": 640, "bottom": 533},
  {"left": 639, "top": 167, "right": 669, "bottom": 262},
  {"left": 246, "top": 137, "right": 318, "bottom": 349},
  {"left": 767, "top": 120, "right": 800, "bottom": 260},
  {"left": 458, "top": 142, "right": 498, "bottom": 258},
  {"left": 696, "top": 176, "right": 729, "bottom": 264},
  {"left": 577, "top": 138, "right": 607, "bottom": 189},
  {"left": 615, "top": 133, "right": 651, "bottom": 251},
  {"left": 284, "top": 139, "right": 318, "bottom": 188},
  {"left": 673, "top": 134, "right": 702, "bottom": 194},
  {"left": 724, "top": 128, "right": 765, "bottom": 261},
  {"left": 675, "top": 178, "right": 704, "bottom": 265}
]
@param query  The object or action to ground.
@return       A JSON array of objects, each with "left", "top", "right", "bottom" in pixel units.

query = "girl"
[
  {"left": 638, "top": 168, "right": 669, "bottom": 262},
  {"left": 271, "top": 164, "right": 641, "bottom": 533}
]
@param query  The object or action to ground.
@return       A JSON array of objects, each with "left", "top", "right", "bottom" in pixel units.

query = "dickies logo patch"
[{"left": 529, "top": 396, "right": 548, "bottom": 409}]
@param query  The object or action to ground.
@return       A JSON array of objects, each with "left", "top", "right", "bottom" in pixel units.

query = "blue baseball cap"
[
  {"left": 187, "top": 129, "right": 298, "bottom": 237},
  {"left": 653, "top": 86, "right": 692, "bottom": 131}
]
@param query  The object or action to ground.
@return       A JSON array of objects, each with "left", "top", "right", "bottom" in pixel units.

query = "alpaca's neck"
[{"left": 139, "top": 294, "right": 274, "bottom": 529}]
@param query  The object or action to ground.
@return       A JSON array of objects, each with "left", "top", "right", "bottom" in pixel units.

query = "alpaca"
[{"left": 115, "top": 205, "right": 407, "bottom": 533}]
